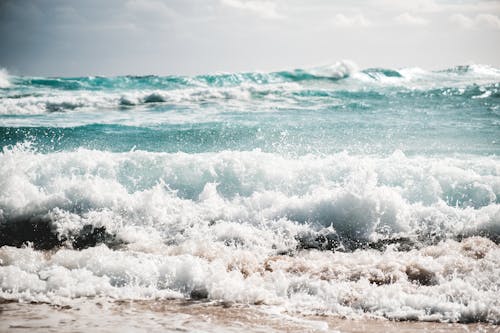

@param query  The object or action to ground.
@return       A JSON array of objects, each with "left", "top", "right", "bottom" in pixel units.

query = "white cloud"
[
  {"left": 450, "top": 13, "right": 500, "bottom": 30},
  {"left": 449, "top": 14, "right": 474, "bottom": 29},
  {"left": 394, "top": 12, "right": 428, "bottom": 26},
  {"left": 125, "top": 0, "right": 178, "bottom": 19},
  {"left": 372, "top": 0, "right": 500, "bottom": 15},
  {"left": 333, "top": 13, "right": 371, "bottom": 27},
  {"left": 476, "top": 14, "right": 500, "bottom": 29},
  {"left": 371, "top": 0, "right": 441, "bottom": 13},
  {"left": 220, "top": 0, "right": 283, "bottom": 19}
]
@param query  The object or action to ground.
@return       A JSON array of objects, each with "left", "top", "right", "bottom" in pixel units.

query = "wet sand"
[{"left": 1, "top": 299, "right": 498, "bottom": 333}]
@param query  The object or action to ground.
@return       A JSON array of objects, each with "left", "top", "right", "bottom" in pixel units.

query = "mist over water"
[{"left": 1, "top": 61, "right": 499, "bottom": 323}]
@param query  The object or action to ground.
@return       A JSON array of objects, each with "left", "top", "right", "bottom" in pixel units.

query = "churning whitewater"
[{"left": 0, "top": 61, "right": 499, "bottom": 324}]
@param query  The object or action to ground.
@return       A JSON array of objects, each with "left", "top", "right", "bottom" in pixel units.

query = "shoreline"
[{"left": 1, "top": 299, "right": 497, "bottom": 333}]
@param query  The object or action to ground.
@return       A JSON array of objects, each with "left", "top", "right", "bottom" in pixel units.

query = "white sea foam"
[
  {"left": 0, "top": 148, "right": 499, "bottom": 322},
  {"left": 1, "top": 63, "right": 498, "bottom": 116},
  {"left": 465, "top": 64, "right": 500, "bottom": 78},
  {"left": 1, "top": 146, "right": 498, "bottom": 247},
  {"left": 0, "top": 236, "right": 498, "bottom": 322},
  {"left": 353, "top": 64, "right": 500, "bottom": 89},
  {"left": 0, "top": 83, "right": 301, "bottom": 117},
  {"left": 305, "top": 60, "right": 359, "bottom": 79}
]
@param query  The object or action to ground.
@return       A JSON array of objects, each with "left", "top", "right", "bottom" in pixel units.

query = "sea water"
[{"left": 0, "top": 61, "right": 499, "bottom": 323}]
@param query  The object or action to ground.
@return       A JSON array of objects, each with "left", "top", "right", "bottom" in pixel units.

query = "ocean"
[{"left": 0, "top": 61, "right": 499, "bottom": 329}]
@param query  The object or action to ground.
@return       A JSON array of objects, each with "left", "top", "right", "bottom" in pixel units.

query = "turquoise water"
[
  {"left": 1, "top": 63, "right": 498, "bottom": 155},
  {"left": 0, "top": 62, "right": 499, "bottom": 323}
]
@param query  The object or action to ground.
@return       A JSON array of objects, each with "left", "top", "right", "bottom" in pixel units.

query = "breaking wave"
[
  {"left": 1, "top": 62, "right": 498, "bottom": 115},
  {"left": 1, "top": 144, "right": 498, "bottom": 248}
]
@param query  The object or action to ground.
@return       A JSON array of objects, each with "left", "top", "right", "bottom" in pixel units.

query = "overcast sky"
[{"left": 0, "top": 0, "right": 499, "bottom": 76}]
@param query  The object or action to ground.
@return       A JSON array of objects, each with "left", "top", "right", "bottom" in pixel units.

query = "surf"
[{"left": 1, "top": 62, "right": 499, "bottom": 324}]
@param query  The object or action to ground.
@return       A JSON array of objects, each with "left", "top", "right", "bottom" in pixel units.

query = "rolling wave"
[
  {"left": 2, "top": 62, "right": 499, "bottom": 93},
  {"left": 1, "top": 144, "right": 498, "bottom": 248},
  {"left": 0, "top": 80, "right": 498, "bottom": 116}
]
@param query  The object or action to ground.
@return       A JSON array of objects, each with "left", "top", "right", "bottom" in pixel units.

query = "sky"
[{"left": 0, "top": 0, "right": 499, "bottom": 76}]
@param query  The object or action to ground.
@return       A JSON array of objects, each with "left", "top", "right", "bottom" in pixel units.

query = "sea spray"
[{"left": 0, "top": 68, "right": 11, "bottom": 89}]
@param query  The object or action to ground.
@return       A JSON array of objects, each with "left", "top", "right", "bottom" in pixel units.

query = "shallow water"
[{"left": 1, "top": 300, "right": 498, "bottom": 333}]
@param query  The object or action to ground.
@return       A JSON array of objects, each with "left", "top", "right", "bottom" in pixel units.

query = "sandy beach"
[{"left": 1, "top": 299, "right": 498, "bottom": 333}]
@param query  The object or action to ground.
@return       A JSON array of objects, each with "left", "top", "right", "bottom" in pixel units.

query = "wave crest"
[{"left": 1, "top": 147, "right": 498, "bottom": 251}]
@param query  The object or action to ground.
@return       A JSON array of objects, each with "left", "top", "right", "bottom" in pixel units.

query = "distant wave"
[
  {"left": 275, "top": 59, "right": 358, "bottom": 81},
  {"left": 3, "top": 62, "right": 499, "bottom": 90},
  {"left": 0, "top": 62, "right": 499, "bottom": 115},
  {"left": 0, "top": 83, "right": 497, "bottom": 115}
]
